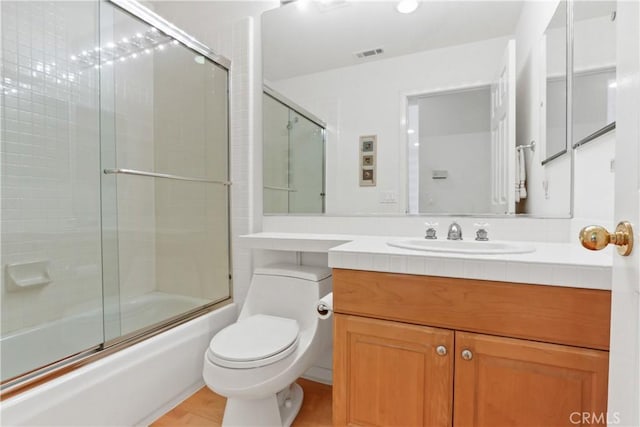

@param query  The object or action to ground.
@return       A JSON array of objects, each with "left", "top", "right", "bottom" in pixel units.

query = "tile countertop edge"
[
  {"left": 239, "top": 232, "right": 613, "bottom": 290},
  {"left": 327, "top": 251, "right": 612, "bottom": 291}
]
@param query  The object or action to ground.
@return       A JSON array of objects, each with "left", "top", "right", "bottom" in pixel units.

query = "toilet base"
[{"left": 222, "top": 382, "right": 304, "bottom": 427}]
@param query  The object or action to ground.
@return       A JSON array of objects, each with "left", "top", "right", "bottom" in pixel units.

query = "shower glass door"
[
  {"left": 1, "top": 0, "right": 231, "bottom": 387},
  {"left": 1, "top": 1, "right": 104, "bottom": 381},
  {"left": 263, "top": 94, "right": 291, "bottom": 213},
  {"left": 99, "top": 1, "right": 230, "bottom": 342},
  {"left": 263, "top": 92, "right": 325, "bottom": 214}
]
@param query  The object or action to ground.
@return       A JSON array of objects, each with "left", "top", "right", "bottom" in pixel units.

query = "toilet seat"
[{"left": 207, "top": 314, "right": 300, "bottom": 369}]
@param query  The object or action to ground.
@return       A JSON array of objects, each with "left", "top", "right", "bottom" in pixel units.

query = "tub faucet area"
[
  {"left": 424, "top": 222, "right": 438, "bottom": 239},
  {"left": 447, "top": 222, "right": 463, "bottom": 240}
]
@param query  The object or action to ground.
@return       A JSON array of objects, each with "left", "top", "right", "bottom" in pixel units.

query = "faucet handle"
[
  {"left": 474, "top": 223, "right": 489, "bottom": 241},
  {"left": 425, "top": 222, "right": 438, "bottom": 240}
]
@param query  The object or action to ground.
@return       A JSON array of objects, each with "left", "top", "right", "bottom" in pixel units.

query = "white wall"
[
  {"left": 573, "top": 131, "right": 615, "bottom": 224},
  {"left": 271, "top": 36, "right": 511, "bottom": 215}
]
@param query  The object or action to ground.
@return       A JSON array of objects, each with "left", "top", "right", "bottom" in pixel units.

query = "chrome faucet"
[
  {"left": 424, "top": 222, "right": 438, "bottom": 240},
  {"left": 447, "top": 222, "right": 463, "bottom": 240},
  {"left": 474, "top": 223, "right": 489, "bottom": 241}
]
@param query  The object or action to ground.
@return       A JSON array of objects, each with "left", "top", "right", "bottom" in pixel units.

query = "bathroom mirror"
[
  {"left": 542, "top": 0, "right": 568, "bottom": 164},
  {"left": 572, "top": 0, "right": 616, "bottom": 148},
  {"left": 262, "top": 1, "right": 574, "bottom": 217}
]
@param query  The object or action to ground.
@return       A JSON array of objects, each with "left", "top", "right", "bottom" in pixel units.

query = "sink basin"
[{"left": 387, "top": 239, "right": 536, "bottom": 254}]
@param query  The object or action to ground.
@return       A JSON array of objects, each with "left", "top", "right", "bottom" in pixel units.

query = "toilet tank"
[{"left": 238, "top": 264, "right": 332, "bottom": 329}]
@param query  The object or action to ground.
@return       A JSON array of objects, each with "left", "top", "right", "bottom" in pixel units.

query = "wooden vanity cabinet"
[
  {"left": 332, "top": 269, "right": 611, "bottom": 427},
  {"left": 453, "top": 332, "right": 609, "bottom": 427},
  {"left": 334, "top": 314, "right": 454, "bottom": 427}
]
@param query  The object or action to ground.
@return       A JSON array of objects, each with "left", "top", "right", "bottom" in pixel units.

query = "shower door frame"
[{"left": 1, "top": 0, "right": 233, "bottom": 398}]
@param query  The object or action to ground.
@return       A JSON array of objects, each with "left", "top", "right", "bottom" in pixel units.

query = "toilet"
[{"left": 202, "top": 264, "right": 333, "bottom": 427}]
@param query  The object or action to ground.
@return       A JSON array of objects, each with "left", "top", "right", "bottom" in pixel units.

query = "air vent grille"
[{"left": 355, "top": 48, "right": 385, "bottom": 59}]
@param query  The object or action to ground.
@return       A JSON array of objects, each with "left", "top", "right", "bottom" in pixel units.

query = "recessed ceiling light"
[
  {"left": 407, "top": 129, "right": 415, "bottom": 134},
  {"left": 396, "top": 0, "right": 419, "bottom": 14}
]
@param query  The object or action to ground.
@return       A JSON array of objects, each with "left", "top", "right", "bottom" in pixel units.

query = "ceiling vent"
[{"left": 355, "top": 48, "right": 385, "bottom": 59}]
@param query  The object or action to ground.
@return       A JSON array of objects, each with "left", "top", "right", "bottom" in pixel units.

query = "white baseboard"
[{"left": 302, "top": 366, "right": 333, "bottom": 385}]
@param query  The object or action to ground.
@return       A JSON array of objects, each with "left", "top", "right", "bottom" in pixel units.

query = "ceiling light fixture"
[{"left": 396, "top": 0, "right": 419, "bottom": 14}]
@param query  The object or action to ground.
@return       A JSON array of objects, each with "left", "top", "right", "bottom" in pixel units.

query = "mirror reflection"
[
  {"left": 263, "top": 89, "right": 326, "bottom": 214},
  {"left": 263, "top": 1, "right": 580, "bottom": 217},
  {"left": 543, "top": 1, "right": 568, "bottom": 163},
  {"left": 572, "top": 0, "right": 616, "bottom": 147},
  {"left": 407, "top": 85, "right": 510, "bottom": 214}
]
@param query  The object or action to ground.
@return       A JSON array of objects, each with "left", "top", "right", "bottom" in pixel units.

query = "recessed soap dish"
[{"left": 5, "top": 260, "right": 52, "bottom": 291}]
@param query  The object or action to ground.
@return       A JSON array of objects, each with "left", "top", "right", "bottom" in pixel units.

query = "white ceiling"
[{"left": 263, "top": 1, "right": 524, "bottom": 81}]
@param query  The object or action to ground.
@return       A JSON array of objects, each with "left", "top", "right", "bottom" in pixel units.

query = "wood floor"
[{"left": 151, "top": 378, "right": 333, "bottom": 427}]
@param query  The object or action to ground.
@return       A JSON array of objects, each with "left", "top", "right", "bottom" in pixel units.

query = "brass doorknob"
[{"left": 579, "top": 221, "right": 634, "bottom": 256}]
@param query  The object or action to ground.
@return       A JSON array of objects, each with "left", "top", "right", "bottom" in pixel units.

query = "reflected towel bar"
[
  {"left": 516, "top": 141, "right": 536, "bottom": 152},
  {"left": 103, "top": 168, "right": 231, "bottom": 186},
  {"left": 263, "top": 185, "right": 297, "bottom": 192}
]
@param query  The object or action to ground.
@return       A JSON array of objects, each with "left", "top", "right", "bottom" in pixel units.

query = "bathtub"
[
  {"left": 0, "top": 297, "right": 237, "bottom": 426},
  {"left": 1, "top": 292, "right": 214, "bottom": 381}
]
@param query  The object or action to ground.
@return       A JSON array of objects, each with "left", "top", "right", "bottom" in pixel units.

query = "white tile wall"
[
  {"left": 229, "top": 16, "right": 260, "bottom": 311},
  {"left": 1, "top": 2, "right": 103, "bottom": 336}
]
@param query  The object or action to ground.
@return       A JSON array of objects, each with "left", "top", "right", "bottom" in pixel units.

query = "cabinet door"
[
  {"left": 453, "top": 332, "right": 609, "bottom": 427},
  {"left": 334, "top": 314, "right": 454, "bottom": 427}
]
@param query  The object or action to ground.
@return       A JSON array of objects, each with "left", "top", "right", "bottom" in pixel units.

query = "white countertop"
[
  {"left": 239, "top": 232, "right": 355, "bottom": 252},
  {"left": 240, "top": 232, "right": 613, "bottom": 290}
]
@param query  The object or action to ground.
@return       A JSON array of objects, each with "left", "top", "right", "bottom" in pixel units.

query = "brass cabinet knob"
[
  {"left": 461, "top": 349, "right": 473, "bottom": 361},
  {"left": 436, "top": 345, "right": 447, "bottom": 356},
  {"left": 579, "top": 221, "right": 634, "bottom": 256}
]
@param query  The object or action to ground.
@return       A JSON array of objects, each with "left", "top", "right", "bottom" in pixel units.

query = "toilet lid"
[{"left": 208, "top": 314, "right": 300, "bottom": 368}]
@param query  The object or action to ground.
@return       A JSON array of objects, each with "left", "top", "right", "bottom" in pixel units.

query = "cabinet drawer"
[{"left": 333, "top": 269, "right": 611, "bottom": 350}]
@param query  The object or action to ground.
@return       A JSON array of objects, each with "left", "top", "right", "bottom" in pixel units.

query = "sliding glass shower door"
[
  {"left": 263, "top": 92, "right": 325, "bottom": 214},
  {"left": 99, "top": 1, "right": 230, "bottom": 343},
  {"left": 1, "top": 0, "right": 231, "bottom": 387},
  {"left": 0, "top": 1, "right": 104, "bottom": 381}
]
